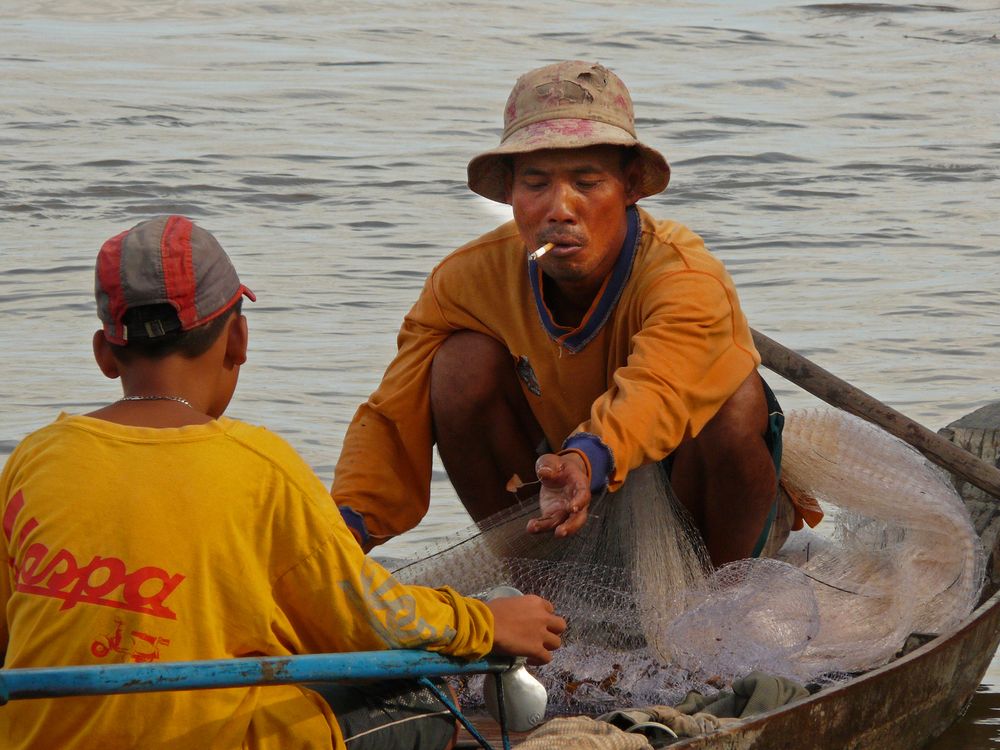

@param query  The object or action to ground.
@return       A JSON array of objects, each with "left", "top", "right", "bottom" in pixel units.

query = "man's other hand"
[
  {"left": 526, "top": 452, "right": 591, "bottom": 537},
  {"left": 486, "top": 594, "right": 565, "bottom": 665}
]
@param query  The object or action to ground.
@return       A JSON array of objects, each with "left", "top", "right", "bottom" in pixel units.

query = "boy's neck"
[
  {"left": 86, "top": 396, "right": 214, "bottom": 428},
  {"left": 91, "top": 312, "right": 242, "bottom": 428},
  {"left": 89, "top": 355, "right": 221, "bottom": 427}
]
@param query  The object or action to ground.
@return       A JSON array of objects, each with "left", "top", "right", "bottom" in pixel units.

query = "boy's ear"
[
  {"left": 93, "top": 331, "right": 121, "bottom": 380},
  {"left": 92, "top": 331, "right": 121, "bottom": 380},
  {"left": 225, "top": 314, "right": 248, "bottom": 368}
]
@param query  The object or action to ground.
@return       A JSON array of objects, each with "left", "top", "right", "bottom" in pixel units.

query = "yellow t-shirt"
[
  {"left": 333, "top": 206, "right": 760, "bottom": 545},
  {"left": 0, "top": 414, "right": 493, "bottom": 750}
]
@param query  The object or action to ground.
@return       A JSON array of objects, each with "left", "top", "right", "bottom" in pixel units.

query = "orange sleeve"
[
  {"left": 577, "top": 268, "right": 759, "bottom": 491},
  {"left": 331, "top": 274, "right": 454, "bottom": 548}
]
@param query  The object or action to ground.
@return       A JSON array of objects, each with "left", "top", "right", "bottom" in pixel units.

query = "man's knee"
[
  {"left": 699, "top": 371, "right": 769, "bottom": 449},
  {"left": 430, "top": 331, "right": 514, "bottom": 420},
  {"left": 672, "top": 371, "right": 779, "bottom": 563}
]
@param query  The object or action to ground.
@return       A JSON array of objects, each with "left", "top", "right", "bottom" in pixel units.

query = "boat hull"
[{"left": 667, "top": 584, "right": 1000, "bottom": 749}]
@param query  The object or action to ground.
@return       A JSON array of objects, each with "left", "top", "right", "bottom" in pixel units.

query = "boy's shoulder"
[
  {"left": 3, "top": 414, "right": 81, "bottom": 458},
  {"left": 220, "top": 417, "right": 310, "bottom": 465},
  {"left": 216, "top": 418, "right": 332, "bottom": 495}
]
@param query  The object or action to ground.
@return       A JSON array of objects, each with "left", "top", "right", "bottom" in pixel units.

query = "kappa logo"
[
  {"left": 516, "top": 355, "right": 541, "bottom": 396},
  {"left": 3, "top": 490, "right": 185, "bottom": 620}
]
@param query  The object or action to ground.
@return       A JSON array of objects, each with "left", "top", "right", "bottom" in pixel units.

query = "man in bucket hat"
[{"left": 334, "top": 61, "right": 806, "bottom": 566}]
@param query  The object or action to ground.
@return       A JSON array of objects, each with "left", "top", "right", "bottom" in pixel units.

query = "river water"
[{"left": 1, "top": 0, "right": 998, "bottom": 745}]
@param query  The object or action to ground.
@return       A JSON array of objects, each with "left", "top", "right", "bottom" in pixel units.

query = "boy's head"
[
  {"left": 92, "top": 216, "right": 255, "bottom": 420},
  {"left": 95, "top": 215, "right": 255, "bottom": 359}
]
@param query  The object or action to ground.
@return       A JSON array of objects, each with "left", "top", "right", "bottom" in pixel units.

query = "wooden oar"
[{"left": 752, "top": 328, "right": 1000, "bottom": 499}]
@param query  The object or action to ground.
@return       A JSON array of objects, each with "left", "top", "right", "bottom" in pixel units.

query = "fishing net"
[{"left": 393, "top": 408, "right": 985, "bottom": 713}]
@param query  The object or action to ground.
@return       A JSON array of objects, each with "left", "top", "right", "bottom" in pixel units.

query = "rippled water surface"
[{"left": 2, "top": 1, "right": 999, "bottom": 745}]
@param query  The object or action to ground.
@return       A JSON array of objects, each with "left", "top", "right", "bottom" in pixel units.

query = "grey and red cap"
[{"left": 95, "top": 215, "right": 255, "bottom": 345}]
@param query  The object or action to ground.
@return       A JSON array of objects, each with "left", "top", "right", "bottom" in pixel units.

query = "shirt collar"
[{"left": 528, "top": 205, "right": 640, "bottom": 353}]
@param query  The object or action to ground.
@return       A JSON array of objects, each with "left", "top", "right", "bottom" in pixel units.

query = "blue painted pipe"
[{"left": 0, "top": 650, "right": 515, "bottom": 703}]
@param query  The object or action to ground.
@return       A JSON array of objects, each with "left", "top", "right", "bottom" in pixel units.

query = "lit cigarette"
[{"left": 529, "top": 242, "right": 554, "bottom": 261}]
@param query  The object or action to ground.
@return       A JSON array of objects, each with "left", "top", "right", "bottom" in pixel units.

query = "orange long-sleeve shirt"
[{"left": 333, "top": 206, "right": 760, "bottom": 546}]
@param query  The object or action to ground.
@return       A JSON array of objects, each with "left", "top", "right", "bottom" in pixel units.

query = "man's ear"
[
  {"left": 224, "top": 314, "right": 248, "bottom": 368},
  {"left": 92, "top": 331, "right": 121, "bottom": 380},
  {"left": 623, "top": 157, "right": 643, "bottom": 206}
]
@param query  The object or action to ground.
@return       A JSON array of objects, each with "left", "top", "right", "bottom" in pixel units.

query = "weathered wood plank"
[{"left": 939, "top": 401, "right": 1000, "bottom": 587}]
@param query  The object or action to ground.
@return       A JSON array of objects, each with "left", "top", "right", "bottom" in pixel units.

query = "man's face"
[{"left": 508, "top": 145, "right": 641, "bottom": 291}]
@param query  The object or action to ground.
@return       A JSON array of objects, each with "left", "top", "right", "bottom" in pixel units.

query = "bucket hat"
[
  {"left": 467, "top": 61, "right": 670, "bottom": 204},
  {"left": 96, "top": 215, "right": 255, "bottom": 344}
]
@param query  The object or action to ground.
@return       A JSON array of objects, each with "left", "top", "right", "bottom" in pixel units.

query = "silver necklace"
[{"left": 118, "top": 394, "right": 194, "bottom": 409}]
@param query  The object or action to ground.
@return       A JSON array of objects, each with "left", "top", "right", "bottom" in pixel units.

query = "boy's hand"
[
  {"left": 486, "top": 595, "right": 565, "bottom": 665},
  {"left": 527, "top": 452, "right": 591, "bottom": 537}
]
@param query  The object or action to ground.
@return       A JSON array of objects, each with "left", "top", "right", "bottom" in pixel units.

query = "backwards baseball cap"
[
  {"left": 95, "top": 215, "right": 255, "bottom": 345},
  {"left": 467, "top": 61, "right": 671, "bottom": 204}
]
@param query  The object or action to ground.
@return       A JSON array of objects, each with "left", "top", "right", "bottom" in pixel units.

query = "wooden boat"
[
  {"left": 460, "top": 401, "right": 1000, "bottom": 750},
  {"left": 466, "top": 583, "right": 1000, "bottom": 749},
  {"left": 468, "top": 585, "right": 1000, "bottom": 749}
]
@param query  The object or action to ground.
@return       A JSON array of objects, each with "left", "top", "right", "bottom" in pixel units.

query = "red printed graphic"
[
  {"left": 3, "top": 490, "right": 185, "bottom": 620},
  {"left": 91, "top": 618, "right": 170, "bottom": 662}
]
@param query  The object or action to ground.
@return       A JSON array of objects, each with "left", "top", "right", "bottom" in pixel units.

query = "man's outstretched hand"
[
  {"left": 526, "top": 452, "right": 591, "bottom": 537},
  {"left": 486, "top": 594, "right": 566, "bottom": 665}
]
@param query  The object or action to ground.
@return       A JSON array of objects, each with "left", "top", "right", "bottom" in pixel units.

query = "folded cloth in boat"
[
  {"left": 518, "top": 715, "right": 655, "bottom": 749},
  {"left": 598, "top": 706, "right": 733, "bottom": 741},
  {"left": 520, "top": 673, "right": 809, "bottom": 748},
  {"left": 674, "top": 671, "right": 810, "bottom": 719},
  {"left": 596, "top": 709, "right": 681, "bottom": 745}
]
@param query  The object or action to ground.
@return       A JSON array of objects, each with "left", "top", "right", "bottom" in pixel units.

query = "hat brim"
[{"left": 467, "top": 118, "right": 670, "bottom": 204}]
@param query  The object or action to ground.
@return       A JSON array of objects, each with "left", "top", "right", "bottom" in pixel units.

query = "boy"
[{"left": 0, "top": 215, "right": 565, "bottom": 749}]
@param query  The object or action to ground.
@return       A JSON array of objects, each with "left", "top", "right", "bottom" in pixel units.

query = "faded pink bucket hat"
[{"left": 467, "top": 61, "right": 671, "bottom": 204}]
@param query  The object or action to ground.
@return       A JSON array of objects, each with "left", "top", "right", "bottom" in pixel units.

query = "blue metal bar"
[
  {"left": 494, "top": 672, "right": 512, "bottom": 750},
  {"left": 0, "top": 650, "right": 515, "bottom": 704},
  {"left": 418, "top": 676, "right": 498, "bottom": 750}
]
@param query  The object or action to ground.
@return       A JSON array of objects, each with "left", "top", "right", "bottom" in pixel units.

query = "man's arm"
[
  {"left": 331, "top": 277, "right": 454, "bottom": 550},
  {"left": 588, "top": 269, "right": 757, "bottom": 479},
  {"left": 528, "top": 265, "right": 759, "bottom": 536}
]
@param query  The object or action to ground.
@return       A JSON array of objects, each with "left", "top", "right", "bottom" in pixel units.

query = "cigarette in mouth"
[{"left": 529, "top": 242, "right": 555, "bottom": 261}]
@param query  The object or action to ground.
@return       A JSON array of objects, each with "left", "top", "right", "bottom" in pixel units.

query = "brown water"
[{"left": 1, "top": 1, "right": 999, "bottom": 745}]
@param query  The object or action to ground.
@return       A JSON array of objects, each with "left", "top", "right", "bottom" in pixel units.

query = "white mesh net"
[{"left": 393, "top": 408, "right": 985, "bottom": 713}]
